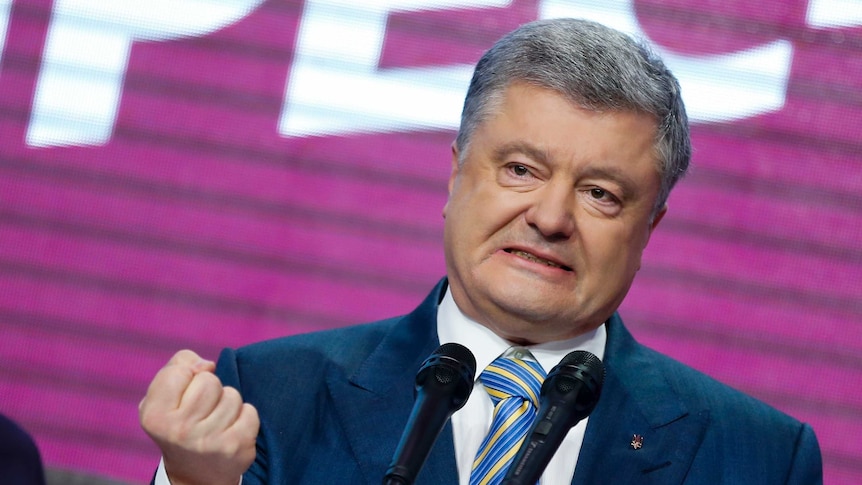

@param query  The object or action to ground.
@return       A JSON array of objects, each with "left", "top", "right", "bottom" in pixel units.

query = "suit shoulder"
[
  {"left": 234, "top": 316, "right": 401, "bottom": 369},
  {"left": 213, "top": 316, "right": 406, "bottom": 411},
  {"left": 634, "top": 346, "right": 822, "bottom": 481},
  {"left": 639, "top": 345, "right": 804, "bottom": 431}
]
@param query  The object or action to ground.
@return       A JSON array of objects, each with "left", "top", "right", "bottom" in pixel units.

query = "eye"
[
  {"left": 590, "top": 188, "right": 609, "bottom": 199},
  {"left": 498, "top": 162, "right": 540, "bottom": 188},
  {"left": 586, "top": 187, "right": 621, "bottom": 206},
  {"left": 510, "top": 164, "right": 530, "bottom": 177}
]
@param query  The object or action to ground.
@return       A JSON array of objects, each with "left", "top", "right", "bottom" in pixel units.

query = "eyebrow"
[{"left": 492, "top": 142, "right": 550, "bottom": 165}]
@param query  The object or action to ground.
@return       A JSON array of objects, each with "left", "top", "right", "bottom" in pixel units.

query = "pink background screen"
[{"left": 0, "top": 0, "right": 859, "bottom": 483}]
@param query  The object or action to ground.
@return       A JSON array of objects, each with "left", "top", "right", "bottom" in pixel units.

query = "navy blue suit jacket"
[
  {"left": 0, "top": 414, "right": 46, "bottom": 485},
  {"left": 216, "top": 279, "right": 822, "bottom": 484}
]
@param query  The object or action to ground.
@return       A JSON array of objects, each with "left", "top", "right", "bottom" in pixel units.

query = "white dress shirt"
[
  {"left": 155, "top": 287, "right": 607, "bottom": 485},
  {"left": 437, "top": 288, "right": 606, "bottom": 485}
]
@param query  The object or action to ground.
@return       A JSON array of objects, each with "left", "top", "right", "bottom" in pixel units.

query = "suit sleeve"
[
  {"left": 216, "top": 347, "right": 268, "bottom": 485},
  {"left": 216, "top": 347, "right": 242, "bottom": 389},
  {"left": 784, "top": 423, "right": 822, "bottom": 485}
]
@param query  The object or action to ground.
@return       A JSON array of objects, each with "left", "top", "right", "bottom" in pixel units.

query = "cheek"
[
  {"left": 581, "top": 222, "right": 643, "bottom": 265},
  {"left": 615, "top": 232, "right": 651, "bottom": 274},
  {"left": 449, "top": 174, "right": 537, "bottom": 246},
  {"left": 444, "top": 197, "right": 485, "bottom": 260},
  {"left": 453, "top": 186, "right": 502, "bottom": 228}
]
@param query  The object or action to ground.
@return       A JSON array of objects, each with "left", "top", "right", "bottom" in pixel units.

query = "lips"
[{"left": 504, "top": 248, "right": 572, "bottom": 271}]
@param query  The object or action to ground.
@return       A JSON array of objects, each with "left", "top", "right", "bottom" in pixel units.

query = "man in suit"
[
  {"left": 0, "top": 413, "right": 47, "bottom": 485},
  {"left": 139, "top": 18, "right": 823, "bottom": 485}
]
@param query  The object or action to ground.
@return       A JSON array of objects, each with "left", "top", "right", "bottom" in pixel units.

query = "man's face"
[{"left": 443, "top": 82, "right": 666, "bottom": 345}]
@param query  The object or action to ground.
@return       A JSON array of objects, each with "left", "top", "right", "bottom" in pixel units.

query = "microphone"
[
  {"left": 382, "top": 343, "right": 477, "bottom": 485},
  {"left": 501, "top": 350, "right": 605, "bottom": 485}
]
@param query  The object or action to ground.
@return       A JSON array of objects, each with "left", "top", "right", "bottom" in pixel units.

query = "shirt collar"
[{"left": 436, "top": 287, "right": 607, "bottom": 376}]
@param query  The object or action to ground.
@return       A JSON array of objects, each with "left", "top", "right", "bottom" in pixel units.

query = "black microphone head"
[
  {"left": 415, "top": 343, "right": 476, "bottom": 411},
  {"left": 499, "top": 351, "right": 604, "bottom": 485},
  {"left": 384, "top": 344, "right": 477, "bottom": 484},
  {"left": 543, "top": 350, "right": 605, "bottom": 418}
]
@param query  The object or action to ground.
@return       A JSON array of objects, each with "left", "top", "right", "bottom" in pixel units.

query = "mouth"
[{"left": 504, "top": 248, "right": 572, "bottom": 272}]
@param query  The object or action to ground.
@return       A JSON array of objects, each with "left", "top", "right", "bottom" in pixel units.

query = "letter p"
[{"left": 27, "top": 0, "right": 264, "bottom": 147}]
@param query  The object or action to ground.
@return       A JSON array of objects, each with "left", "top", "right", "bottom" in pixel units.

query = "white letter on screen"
[
  {"left": 806, "top": 0, "right": 862, "bottom": 29},
  {"left": 539, "top": 0, "right": 794, "bottom": 124},
  {"left": 27, "top": 0, "right": 265, "bottom": 148},
  {"left": 279, "top": 0, "right": 510, "bottom": 138},
  {"left": 0, "top": 0, "right": 11, "bottom": 69}
]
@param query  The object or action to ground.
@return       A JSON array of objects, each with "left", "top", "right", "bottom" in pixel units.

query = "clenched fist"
[{"left": 139, "top": 350, "right": 260, "bottom": 485}]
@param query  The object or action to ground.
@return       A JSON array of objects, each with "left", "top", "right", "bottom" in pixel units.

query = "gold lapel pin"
[{"left": 630, "top": 434, "right": 644, "bottom": 450}]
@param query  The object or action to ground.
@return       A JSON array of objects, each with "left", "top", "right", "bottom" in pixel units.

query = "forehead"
[
  {"left": 471, "top": 81, "right": 658, "bottom": 145},
  {"left": 477, "top": 82, "right": 659, "bottom": 161}
]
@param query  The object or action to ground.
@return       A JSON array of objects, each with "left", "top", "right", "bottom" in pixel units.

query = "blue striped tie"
[{"left": 470, "top": 354, "right": 546, "bottom": 485}]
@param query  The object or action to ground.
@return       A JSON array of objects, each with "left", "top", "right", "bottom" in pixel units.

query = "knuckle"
[
  {"left": 243, "top": 402, "right": 259, "bottom": 418},
  {"left": 157, "top": 366, "right": 184, "bottom": 384},
  {"left": 139, "top": 410, "right": 161, "bottom": 434},
  {"left": 169, "top": 419, "right": 197, "bottom": 445},
  {"left": 243, "top": 404, "right": 261, "bottom": 429},
  {"left": 221, "top": 438, "right": 241, "bottom": 456},
  {"left": 152, "top": 363, "right": 192, "bottom": 391},
  {"left": 222, "top": 429, "right": 256, "bottom": 459},
  {"left": 193, "top": 370, "right": 222, "bottom": 388},
  {"left": 221, "top": 386, "right": 242, "bottom": 406},
  {"left": 172, "top": 349, "right": 200, "bottom": 364}
]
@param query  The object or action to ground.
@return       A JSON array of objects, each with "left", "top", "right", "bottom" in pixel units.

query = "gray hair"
[{"left": 455, "top": 18, "right": 691, "bottom": 216}]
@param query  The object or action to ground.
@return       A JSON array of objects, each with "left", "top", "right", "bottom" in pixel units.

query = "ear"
[
  {"left": 644, "top": 204, "right": 667, "bottom": 248},
  {"left": 448, "top": 142, "right": 461, "bottom": 194},
  {"left": 635, "top": 204, "right": 667, "bottom": 272},
  {"left": 443, "top": 142, "right": 461, "bottom": 219}
]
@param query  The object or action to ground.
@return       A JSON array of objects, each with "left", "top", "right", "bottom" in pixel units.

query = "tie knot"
[{"left": 480, "top": 355, "right": 545, "bottom": 408}]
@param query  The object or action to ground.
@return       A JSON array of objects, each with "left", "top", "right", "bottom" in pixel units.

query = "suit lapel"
[
  {"left": 322, "top": 286, "right": 710, "bottom": 485},
  {"left": 326, "top": 280, "right": 459, "bottom": 485},
  {"left": 572, "top": 314, "right": 710, "bottom": 485}
]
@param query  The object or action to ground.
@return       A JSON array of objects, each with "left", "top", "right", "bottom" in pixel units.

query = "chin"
[
  {"left": 494, "top": 295, "right": 574, "bottom": 326},
  {"left": 496, "top": 279, "right": 574, "bottom": 309},
  {"left": 492, "top": 316, "right": 573, "bottom": 345}
]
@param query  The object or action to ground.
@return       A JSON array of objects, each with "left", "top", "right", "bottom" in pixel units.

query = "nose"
[{"left": 524, "top": 182, "right": 576, "bottom": 240}]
